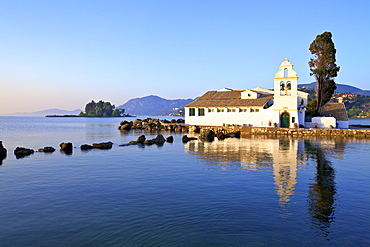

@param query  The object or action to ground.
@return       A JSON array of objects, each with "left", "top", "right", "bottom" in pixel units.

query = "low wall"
[{"left": 195, "top": 125, "right": 370, "bottom": 139}]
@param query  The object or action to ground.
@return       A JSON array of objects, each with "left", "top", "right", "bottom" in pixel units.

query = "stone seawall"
[{"left": 196, "top": 126, "right": 370, "bottom": 139}]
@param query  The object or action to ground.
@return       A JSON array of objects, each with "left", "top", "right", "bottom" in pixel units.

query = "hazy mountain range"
[
  {"left": 117, "top": 95, "right": 194, "bottom": 116},
  {"left": 2, "top": 83, "right": 369, "bottom": 116},
  {"left": 4, "top": 108, "right": 83, "bottom": 117},
  {"left": 299, "top": 82, "right": 370, "bottom": 96}
]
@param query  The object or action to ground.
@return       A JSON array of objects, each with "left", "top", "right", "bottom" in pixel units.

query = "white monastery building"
[{"left": 185, "top": 60, "right": 348, "bottom": 128}]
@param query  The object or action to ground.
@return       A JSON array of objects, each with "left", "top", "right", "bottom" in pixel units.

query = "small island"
[{"left": 46, "top": 100, "right": 134, "bottom": 117}]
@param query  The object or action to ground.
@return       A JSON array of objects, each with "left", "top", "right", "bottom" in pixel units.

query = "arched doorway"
[{"left": 280, "top": 112, "right": 290, "bottom": 128}]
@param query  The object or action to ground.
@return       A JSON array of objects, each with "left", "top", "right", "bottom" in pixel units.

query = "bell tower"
[
  {"left": 273, "top": 59, "right": 300, "bottom": 128},
  {"left": 274, "top": 59, "right": 298, "bottom": 98}
]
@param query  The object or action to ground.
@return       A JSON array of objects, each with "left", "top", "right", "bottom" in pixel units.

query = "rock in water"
[
  {"left": 166, "top": 136, "right": 174, "bottom": 143},
  {"left": 80, "top": 144, "right": 93, "bottom": 150},
  {"left": 152, "top": 134, "right": 165, "bottom": 144},
  {"left": 92, "top": 142, "right": 113, "bottom": 149},
  {"left": 38, "top": 146, "right": 56, "bottom": 152},
  {"left": 216, "top": 132, "right": 226, "bottom": 140},
  {"left": 60, "top": 142, "right": 73, "bottom": 153},
  {"left": 14, "top": 147, "right": 34, "bottom": 158},
  {"left": 0, "top": 141, "right": 7, "bottom": 163},
  {"left": 136, "top": 135, "right": 146, "bottom": 144},
  {"left": 199, "top": 130, "right": 215, "bottom": 142},
  {"left": 182, "top": 135, "right": 190, "bottom": 143}
]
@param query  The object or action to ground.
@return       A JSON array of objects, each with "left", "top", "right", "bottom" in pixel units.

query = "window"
[
  {"left": 208, "top": 108, "right": 214, "bottom": 112},
  {"left": 227, "top": 108, "right": 236, "bottom": 112},
  {"left": 198, "top": 108, "right": 205, "bottom": 116},
  {"left": 239, "top": 108, "right": 248, "bottom": 112},
  {"left": 189, "top": 108, "right": 195, "bottom": 116},
  {"left": 217, "top": 108, "right": 224, "bottom": 112},
  {"left": 251, "top": 108, "right": 259, "bottom": 113}
]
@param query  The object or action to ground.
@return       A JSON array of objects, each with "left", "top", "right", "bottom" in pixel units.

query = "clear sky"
[{"left": 1, "top": 0, "right": 369, "bottom": 114}]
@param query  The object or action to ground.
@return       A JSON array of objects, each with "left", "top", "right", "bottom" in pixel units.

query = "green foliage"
[
  {"left": 309, "top": 31, "right": 340, "bottom": 113},
  {"left": 332, "top": 93, "right": 370, "bottom": 118},
  {"left": 347, "top": 107, "right": 361, "bottom": 118},
  {"left": 80, "top": 100, "right": 125, "bottom": 117}
]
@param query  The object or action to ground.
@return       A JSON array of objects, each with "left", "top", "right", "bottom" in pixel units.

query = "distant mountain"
[
  {"left": 117, "top": 95, "right": 194, "bottom": 116},
  {"left": 299, "top": 82, "right": 370, "bottom": 96},
  {"left": 5, "top": 108, "right": 83, "bottom": 116}
]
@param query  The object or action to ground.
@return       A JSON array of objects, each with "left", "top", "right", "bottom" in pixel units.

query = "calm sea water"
[{"left": 0, "top": 116, "right": 369, "bottom": 246}]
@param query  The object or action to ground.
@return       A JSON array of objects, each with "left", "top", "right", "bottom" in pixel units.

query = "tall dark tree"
[{"left": 309, "top": 31, "right": 340, "bottom": 113}]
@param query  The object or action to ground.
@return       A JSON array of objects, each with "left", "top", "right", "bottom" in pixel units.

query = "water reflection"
[
  {"left": 184, "top": 136, "right": 307, "bottom": 204},
  {"left": 184, "top": 136, "right": 347, "bottom": 239},
  {"left": 305, "top": 140, "right": 337, "bottom": 239}
]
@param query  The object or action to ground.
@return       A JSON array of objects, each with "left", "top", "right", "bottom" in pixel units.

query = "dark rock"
[
  {"left": 199, "top": 130, "right": 215, "bottom": 142},
  {"left": 14, "top": 147, "right": 34, "bottom": 158},
  {"left": 143, "top": 140, "right": 155, "bottom": 145},
  {"left": 182, "top": 135, "right": 197, "bottom": 143},
  {"left": 136, "top": 135, "right": 146, "bottom": 144},
  {"left": 120, "top": 120, "right": 129, "bottom": 126},
  {"left": 182, "top": 135, "right": 190, "bottom": 143},
  {"left": 120, "top": 124, "right": 131, "bottom": 130},
  {"left": 92, "top": 142, "right": 113, "bottom": 149},
  {"left": 216, "top": 132, "right": 226, "bottom": 140},
  {"left": 0, "top": 141, "right": 7, "bottom": 159},
  {"left": 225, "top": 131, "right": 240, "bottom": 138},
  {"left": 190, "top": 126, "right": 201, "bottom": 133},
  {"left": 166, "top": 136, "right": 174, "bottom": 143},
  {"left": 60, "top": 142, "right": 73, "bottom": 153},
  {"left": 38, "top": 146, "right": 56, "bottom": 152},
  {"left": 119, "top": 143, "right": 131, "bottom": 146},
  {"left": 81, "top": 144, "right": 93, "bottom": 150},
  {"left": 152, "top": 134, "right": 165, "bottom": 144},
  {"left": 0, "top": 141, "right": 7, "bottom": 164},
  {"left": 129, "top": 141, "right": 138, "bottom": 145}
]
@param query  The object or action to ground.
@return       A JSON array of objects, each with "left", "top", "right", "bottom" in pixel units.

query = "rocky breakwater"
[
  {"left": 118, "top": 118, "right": 188, "bottom": 132},
  {"left": 198, "top": 128, "right": 240, "bottom": 140}
]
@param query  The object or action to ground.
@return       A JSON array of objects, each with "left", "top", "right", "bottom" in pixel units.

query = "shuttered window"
[
  {"left": 198, "top": 108, "right": 205, "bottom": 116},
  {"left": 189, "top": 108, "right": 195, "bottom": 116}
]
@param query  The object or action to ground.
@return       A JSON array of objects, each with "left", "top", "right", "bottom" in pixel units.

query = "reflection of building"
[
  {"left": 272, "top": 140, "right": 305, "bottom": 204},
  {"left": 184, "top": 137, "right": 308, "bottom": 205}
]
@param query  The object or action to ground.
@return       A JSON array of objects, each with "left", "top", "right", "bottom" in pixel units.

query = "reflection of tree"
[{"left": 305, "top": 141, "right": 336, "bottom": 238}]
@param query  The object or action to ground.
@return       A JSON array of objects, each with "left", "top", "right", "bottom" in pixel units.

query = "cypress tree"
[{"left": 309, "top": 31, "right": 340, "bottom": 113}]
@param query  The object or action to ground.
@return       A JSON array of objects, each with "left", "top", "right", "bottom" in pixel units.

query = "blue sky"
[{"left": 1, "top": 0, "right": 369, "bottom": 114}]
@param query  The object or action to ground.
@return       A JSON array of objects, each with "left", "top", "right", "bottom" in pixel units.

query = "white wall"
[
  {"left": 185, "top": 107, "right": 274, "bottom": 127},
  {"left": 312, "top": 117, "right": 336, "bottom": 128}
]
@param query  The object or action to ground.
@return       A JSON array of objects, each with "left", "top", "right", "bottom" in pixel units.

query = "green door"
[{"left": 280, "top": 112, "right": 290, "bottom": 128}]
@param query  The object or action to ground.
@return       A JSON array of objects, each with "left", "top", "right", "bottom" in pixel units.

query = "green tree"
[
  {"left": 309, "top": 31, "right": 340, "bottom": 113},
  {"left": 85, "top": 100, "right": 96, "bottom": 114},
  {"left": 81, "top": 100, "right": 125, "bottom": 117},
  {"left": 112, "top": 108, "right": 125, "bottom": 117}
]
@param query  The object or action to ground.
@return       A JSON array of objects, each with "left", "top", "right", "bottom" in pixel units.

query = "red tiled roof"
[
  {"left": 321, "top": 103, "right": 348, "bottom": 121},
  {"left": 185, "top": 90, "right": 273, "bottom": 108}
]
